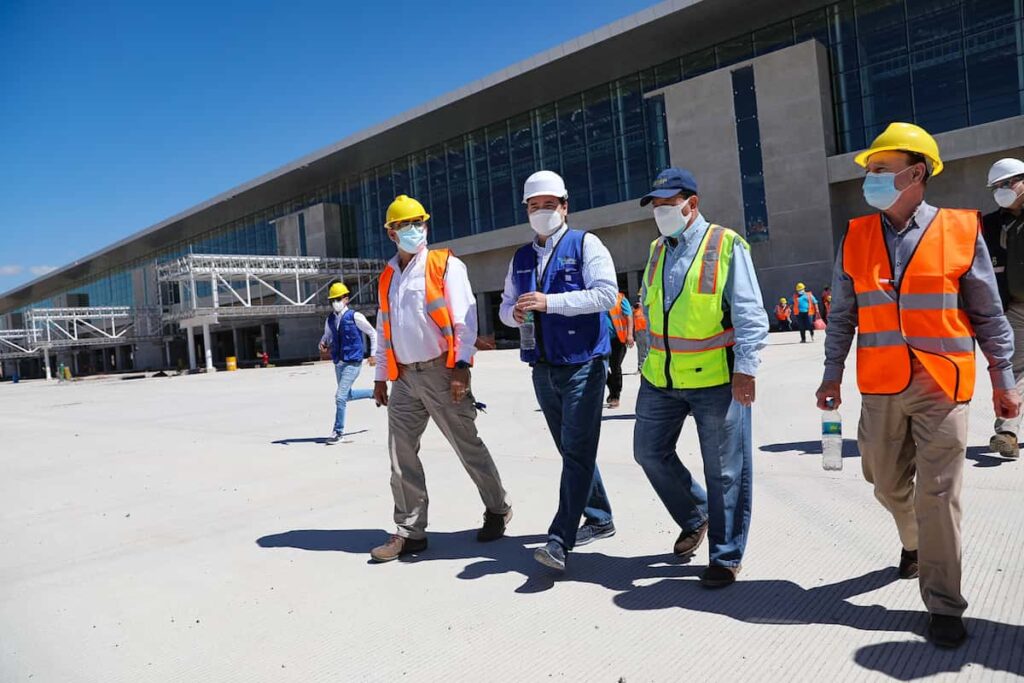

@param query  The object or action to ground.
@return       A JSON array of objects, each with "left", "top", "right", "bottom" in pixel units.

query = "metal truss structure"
[
  {"left": 0, "top": 306, "right": 163, "bottom": 376},
  {"left": 155, "top": 254, "right": 384, "bottom": 322}
]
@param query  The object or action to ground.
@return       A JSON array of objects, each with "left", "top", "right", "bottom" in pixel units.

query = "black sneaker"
[
  {"left": 899, "top": 548, "right": 919, "bottom": 579},
  {"left": 575, "top": 521, "right": 616, "bottom": 546},
  {"left": 477, "top": 509, "right": 512, "bottom": 542},
  {"left": 325, "top": 431, "right": 342, "bottom": 445},
  {"left": 927, "top": 614, "right": 967, "bottom": 649}
]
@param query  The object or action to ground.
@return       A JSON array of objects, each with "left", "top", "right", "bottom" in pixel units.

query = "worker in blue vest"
[
  {"left": 318, "top": 282, "right": 377, "bottom": 445},
  {"left": 499, "top": 170, "right": 619, "bottom": 571}
]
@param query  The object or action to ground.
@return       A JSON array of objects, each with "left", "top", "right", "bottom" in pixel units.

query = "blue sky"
[{"left": 0, "top": 0, "right": 659, "bottom": 294}]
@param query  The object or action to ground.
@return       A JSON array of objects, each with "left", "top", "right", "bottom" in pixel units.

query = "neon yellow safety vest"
[{"left": 641, "top": 224, "right": 742, "bottom": 390}]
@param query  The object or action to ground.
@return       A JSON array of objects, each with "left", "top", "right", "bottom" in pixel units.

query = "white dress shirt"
[
  {"left": 320, "top": 304, "right": 378, "bottom": 357},
  {"left": 499, "top": 224, "right": 618, "bottom": 328},
  {"left": 374, "top": 248, "right": 478, "bottom": 382}
]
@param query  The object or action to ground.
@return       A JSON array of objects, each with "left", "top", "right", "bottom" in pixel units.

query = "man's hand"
[
  {"left": 512, "top": 307, "right": 525, "bottom": 324},
  {"left": 451, "top": 367, "right": 471, "bottom": 403},
  {"left": 732, "top": 373, "right": 756, "bottom": 406},
  {"left": 816, "top": 381, "right": 842, "bottom": 410},
  {"left": 368, "top": 356, "right": 377, "bottom": 367},
  {"left": 626, "top": 334, "right": 635, "bottom": 348},
  {"left": 318, "top": 342, "right": 328, "bottom": 354},
  {"left": 516, "top": 292, "right": 548, "bottom": 313},
  {"left": 373, "top": 381, "right": 389, "bottom": 407},
  {"left": 994, "top": 388, "right": 1022, "bottom": 419}
]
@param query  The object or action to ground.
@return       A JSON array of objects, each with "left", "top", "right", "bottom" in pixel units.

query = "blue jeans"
[
  {"left": 532, "top": 359, "right": 613, "bottom": 550},
  {"left": 334, "top": 361, "right": 373, "bottom": 434},
  {"left": 633, "top": 378, "right": 752, "bottom": 567}
]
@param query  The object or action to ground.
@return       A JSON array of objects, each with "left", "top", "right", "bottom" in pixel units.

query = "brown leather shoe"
[
  {"left": 899, "top": 548, "right": 919, "bottom": 579},
  {"left": 674, "top": 521, "right": 708, "bottom": 557},
  {"left": 370, "top": 534, "right": 427, "bottom": 562},
  {"left": 700, "top": 564, "right": 740, "bottom": 588}
]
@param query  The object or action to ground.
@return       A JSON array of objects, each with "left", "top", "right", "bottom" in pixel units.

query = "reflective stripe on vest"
[
  {"left": 378, "top": 249, "right": 464, "bottom": 381},
  {"left": 640, "top": 225, "right": 741, "bottom": 390},
  {"left": 843, "top": 209, "right": 980, "bottom": 402},
  {"left": 610, "top": 292, "right": 629, "bottom": 343}
]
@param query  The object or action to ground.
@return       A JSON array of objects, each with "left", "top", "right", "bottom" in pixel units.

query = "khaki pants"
[
  {"left": 994, "top": 302, "right": 1024, "bottom": 436},
  {"left": 387, "top": 357, "right": 510, "bottom": 539},
  {"left": 858, "top": 359, "right": 969, "bottom": 616}
]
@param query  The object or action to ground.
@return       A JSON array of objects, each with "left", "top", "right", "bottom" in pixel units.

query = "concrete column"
[
  {"left": 475, "top": 292, "right": 493, "bottom": 336},
  {"left": 164, "top": 341, "right": 172, "bottom": 367},
  {"left": 73, "top": 351, "right": 80, "bottom": 376},
  {"left": 186, "top": 326, "right": 197, "bottom": 370},
  {"left": 231, "top": 327, "right": 241, "bottom": 360},
  {"left": 260, "top": 324, "right": 270, "bottom": 356},
  {"left": 43, "top": 350, "right": 52, "bottom": 380},
  {"left": 202, "top": 323, "right": 215, "bottom": 372}
]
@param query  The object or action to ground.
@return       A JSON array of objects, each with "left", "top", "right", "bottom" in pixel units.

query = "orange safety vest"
[
  {"left": 775, "top": 304, "right": 791, "bottom": 321},
  {"left": 377, "top": 249, "right": 463, "bottom": 381},
  {"left": 632, "top": 307, "right": 648, "bottom": 332},
  {"left": 793, "top": 290, "right": 817, "bottom": 317},
  {"left": 610, "top": 292, "right": 629, "bottom": 343},
  {"left": 843, "top": 209, "right": 979, "bottom": 402}
]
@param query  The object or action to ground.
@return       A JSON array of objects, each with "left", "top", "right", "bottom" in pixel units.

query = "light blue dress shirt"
[{"left": 641, "top": 213, "right": 768, "bottom": 377}]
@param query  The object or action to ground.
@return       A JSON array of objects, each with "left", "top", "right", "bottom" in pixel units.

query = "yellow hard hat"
[
  {"left": 385, "top": 194, "right": 430, "bottom": 229},
  {"left": 328, "top": 282, "right": 350, "bottom": 299},
  {"left": 780, "top": 297, "right": 787, "bottom": 304},
  {"left": 796, "top": 282, "right": 805, "bottom": 291},
  {"left": 854, "top": 122, "right": 943, "bottom": 177}
]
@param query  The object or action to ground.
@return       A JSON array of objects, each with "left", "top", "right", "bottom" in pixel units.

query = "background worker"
[
  {"left": 633, "top": 168, "right": 768, "bottom": 589},
  {"left": 774, "top": 297, "right": 792, "bottom": 332},
  {"left": 983, "top": 158, "right": 1024, "bottom": 459},
  {"left": 500, "top": 170, "right": 618, "bottom": 571},
  {"left": 318, "top": 282, "right": 377, "bottom": 445},
  {"left": 605, "top": 291, "right": 634, "bottom": 408},
  {"left": 820, "top": 286, "right": 832, "bottom": 324},
  {"left": 633, "top": 301, "right": 649, "bottom": 373},
  {"left": 816, "top": 123, "right": 1021, "bottom": 649},
  {"left": 370, "top": 194, "right": 512, "bottom": 563},
  {"left": 792, "top": 282, "right": 818, "bottom": 343}
]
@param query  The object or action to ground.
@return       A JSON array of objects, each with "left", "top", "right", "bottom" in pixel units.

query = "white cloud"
[
  {"left": 29, "top": 265, "right": 57, "bottom": 276},
  {"left": 0, "top": 265, "right": 23, "bottom": 276}
]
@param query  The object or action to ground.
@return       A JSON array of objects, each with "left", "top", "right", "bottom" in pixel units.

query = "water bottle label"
[{"left": 822, "top": 422, "right": 842, "bottom": 435}]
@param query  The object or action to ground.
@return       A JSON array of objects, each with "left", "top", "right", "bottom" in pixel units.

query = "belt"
[{"left": 398, "top": 354, "right": 447, "bottom": 372}]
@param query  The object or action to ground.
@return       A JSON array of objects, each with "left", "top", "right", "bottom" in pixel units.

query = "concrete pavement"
[{"left": 1, "top": 332, "right": 1022, "bottom": 682}]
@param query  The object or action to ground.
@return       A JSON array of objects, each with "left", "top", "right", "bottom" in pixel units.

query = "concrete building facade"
[{"left": 3, "top": 0, "right": 1023, "bottom": 377}]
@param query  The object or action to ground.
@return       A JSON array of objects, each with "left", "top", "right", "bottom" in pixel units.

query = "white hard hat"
[
  {"left": 987, "top": 158, "right": 1024, "bottom": 188},
  {"left": 523, "top": 170, "right": 568, "bottom": 203}
]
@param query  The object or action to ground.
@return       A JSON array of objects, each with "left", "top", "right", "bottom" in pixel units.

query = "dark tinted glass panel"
[
  {"left": 510, "top": 113, "right": 535, "bottom": 224},
  {"left": 426, "top": 147, "right": 451, "bottom": 242},
  {"left": 613, "top": 75, "right": 650, "bottom": 200},
  {"left": 585, "top": 85, "right": 619, "bottom": 208},
  {"left": 447, "top": 140, "right": 471, "bottom": 239},
  {"left": 645, "top": 95, "right": 669, "bottom": 179},
  {"left": 754, "top": 20, "right": 794, "bottom": 55},
  {"left": 717, "top": 35, "right": 753, "bottom": 67},
  {"left": 654, "top": 58, "right": 682, "bottom": 88},
  {"left": 681, "top": 47, "right": 717, "bottom": 78},
  {"left": 964, "top": 0, "right": 1022, "bottom": 125},
  {"left": 911, "top": 36, "right": 967, "bottom": 133},
  {"left": 557, "top": 94, "right": 590, "bottom": 211},
  {"left": 468, "top": 132, "right": 492, "bottom": 233},
  {"left": 487, "top": 123, "right": 515, "bottom": 229}
]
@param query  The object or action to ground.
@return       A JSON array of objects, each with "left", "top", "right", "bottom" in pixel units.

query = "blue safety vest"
[
  {"left": 512, "top": 229, "right": 610, "bottom": 366},
  {"left": 328, "top": 310, "right": 364, "bottom": 363}
]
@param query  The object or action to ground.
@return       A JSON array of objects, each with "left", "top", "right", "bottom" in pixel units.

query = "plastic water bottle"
[
  {"left": 822, "top": 399, "right": 843, "bottom": 471},
  {"left": 520, "top": 311, "right": 536, "bottom": 351}
]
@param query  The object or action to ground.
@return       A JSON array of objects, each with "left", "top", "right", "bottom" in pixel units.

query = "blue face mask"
[
  {"left": 394, "top": 223, "right": 427, "bottom": 253},
  {"left": 862, "top": 167, "right": 913, "bottom": 210}
]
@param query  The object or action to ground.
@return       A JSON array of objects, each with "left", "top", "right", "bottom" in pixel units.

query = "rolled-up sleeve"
[
  {"left": 823, "top": 239, "right": 858, "bottom": 383},
  {"left": 545, "top": 233, "right": 618, "bottom": 316},
  {"left": 499, "top": 260, "right": 521, "bottom": 329},
  {"left": 724, "top": 241, "right": 768, "bottom": 377},
  {"left": 961, "top": 231, "right": 1014, "bottom": 389},
  {"left": 374, "top": 313, "right": 388, "bottom": 382}
]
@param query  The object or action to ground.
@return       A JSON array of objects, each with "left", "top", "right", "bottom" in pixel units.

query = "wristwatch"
[{"left": 455, "top": 361, "right": 471, "bottom": 369}]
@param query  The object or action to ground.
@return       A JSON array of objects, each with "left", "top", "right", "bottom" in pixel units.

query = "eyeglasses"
[{"left": 993, "top": 177, "right": 1024, "bottom": 190}]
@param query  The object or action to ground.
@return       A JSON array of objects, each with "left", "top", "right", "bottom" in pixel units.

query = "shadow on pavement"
[
  {"left": 611, "top": 567, "right": 1023, "bottom": 678},
  {"left": 759, "top": 439, "right": 861, "bottom": 458},
  {"left": 272, "top": 430, "right": 368, "bottom": 446},
  {"left": 964, "top": 445, "right": 1016, "bottom": 468}
]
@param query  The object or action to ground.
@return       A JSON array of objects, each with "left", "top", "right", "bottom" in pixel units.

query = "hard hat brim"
[
  {"left": 522, "top": 190, "right": 568, "bottom": 204},
  {"left": 384, "top": 212, "right": 430, "bottom": 229},
  {"left": 854, "top": 145, "right": 944, "bottom": 177},
  {"left": 988, "top": 172, "right": 1024, "bottom": 188}
]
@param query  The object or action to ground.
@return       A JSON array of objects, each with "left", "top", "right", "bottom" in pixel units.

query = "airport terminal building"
[{"left": 2, "top": 0, "right": 1023, "bottom": 377}]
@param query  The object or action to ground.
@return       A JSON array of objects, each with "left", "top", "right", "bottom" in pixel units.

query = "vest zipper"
[{"left": 661, "top": 246, "right": 673, "bottom": 390}]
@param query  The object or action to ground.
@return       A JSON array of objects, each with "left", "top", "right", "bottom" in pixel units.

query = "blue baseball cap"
[{"left": 640, "top": 168, "right": 699, "bottom": 206}]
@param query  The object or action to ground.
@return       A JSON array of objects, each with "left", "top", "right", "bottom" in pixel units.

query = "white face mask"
[
  {"left": 653, "top": 202, "right": 692, "bottom": 237},
  {"left": 394, "top": 223, "right": 428, "bottom": 253},
  {"left": 995, "top": 187, "right": 1022, "bottom": 209},
  {"left": 331, "top": 300, "right": 346, "bottom": 313},
  {"left": 528, "top": 209, "right": 564, "bottom": 236}
]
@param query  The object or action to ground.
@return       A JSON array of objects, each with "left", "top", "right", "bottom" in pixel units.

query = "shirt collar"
[
  {"left": 881, "top": 200, "right": 935, "bottom": 235},
  {"left": 389, "top": 247, "right": 427, "bottom": 273},
  {"left": 533, "top": 224, "right": 568, "bottom": 254},
  {"left": 666, "top": 213, "right": 709, "bottom": 249}
]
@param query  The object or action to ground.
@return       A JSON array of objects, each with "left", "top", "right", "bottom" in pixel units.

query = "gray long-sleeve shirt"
[{"left": 823, "top": 201, "right": 1014, "bottom": 390}]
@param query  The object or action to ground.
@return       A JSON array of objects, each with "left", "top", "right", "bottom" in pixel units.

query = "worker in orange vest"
[
  {"left": 632, "top": 301, "right": 649, "bottom": 373},
  {"left": 774, "top": 297, "right": 792, "bottom": 332},
  {"left": 815, "top": 122, "right": 1021, "bottom": 648},
  {"left": 820, "top": 286, "right": 832, "bottom": 324},
  {"left": 605, "top": 291, "right": 634, "bottom": 408},
  {"left": 369, "top": 194, "right": 511, "bottom": 563}
]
